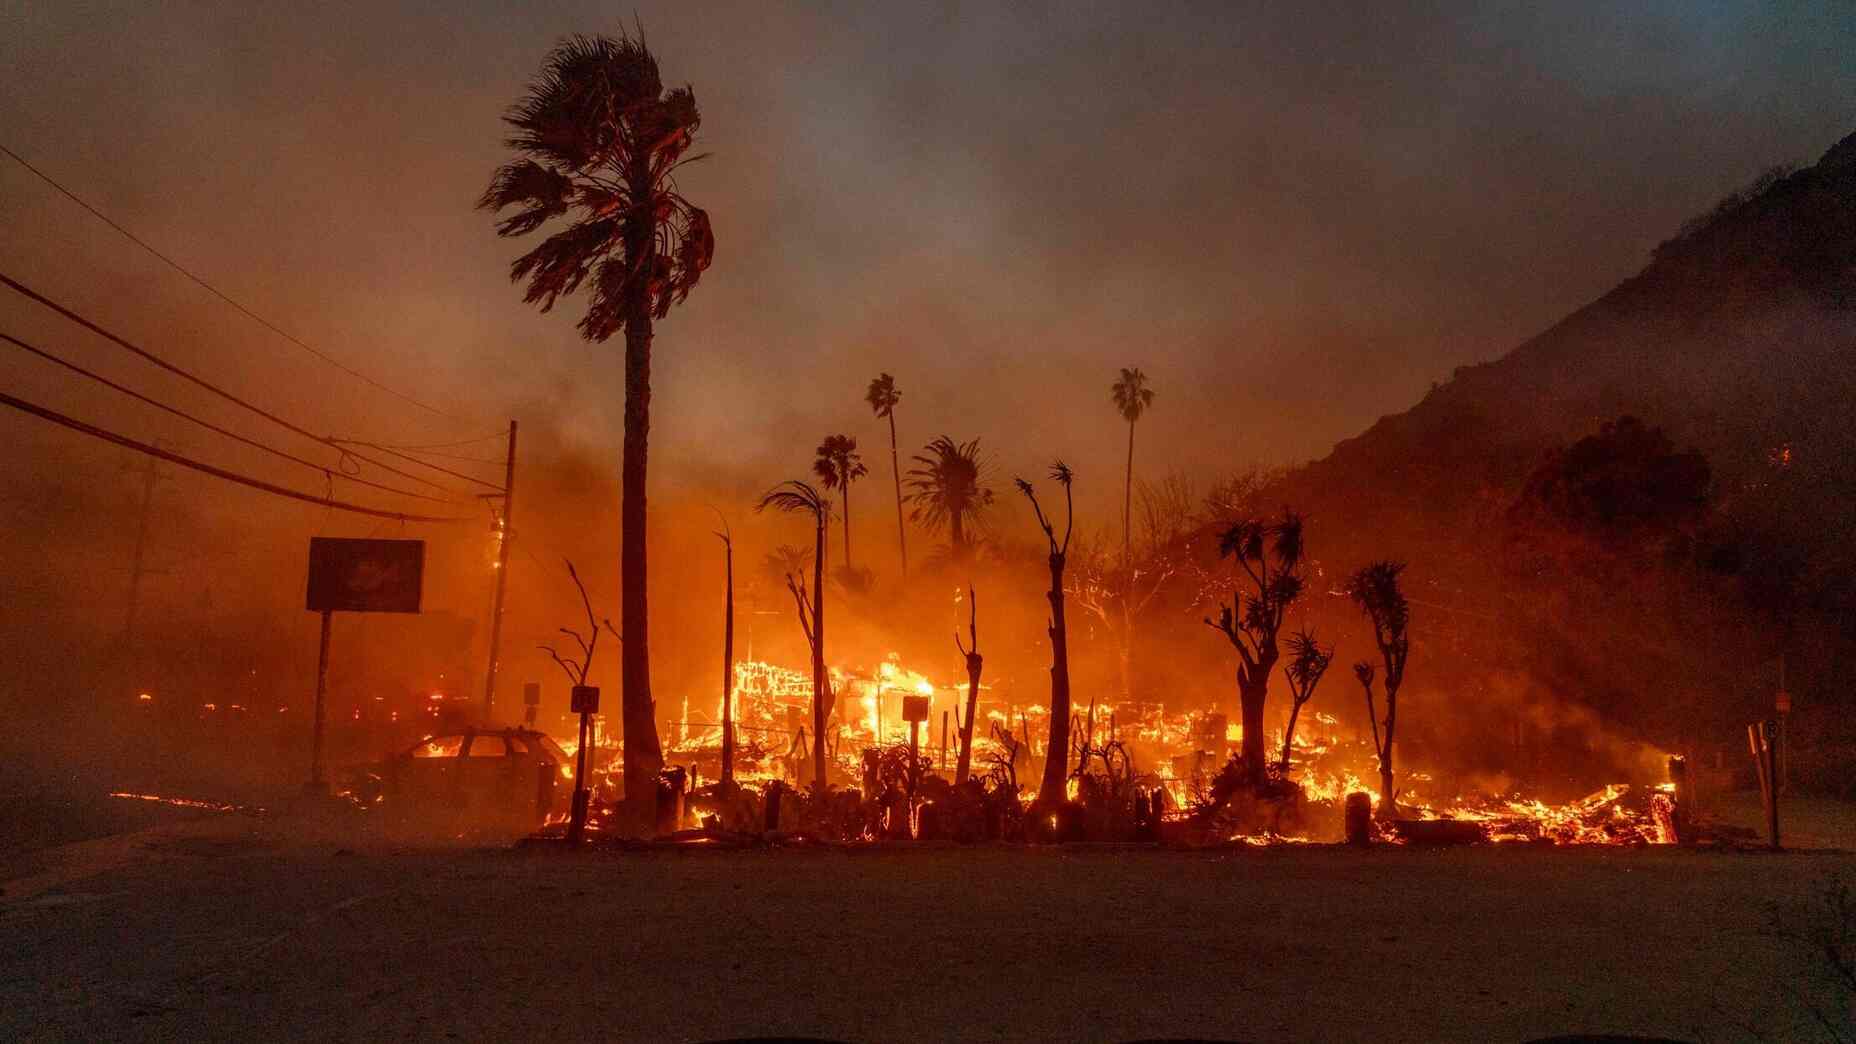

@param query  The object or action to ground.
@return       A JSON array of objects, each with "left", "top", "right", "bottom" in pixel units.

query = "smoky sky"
[{"left": 2, "top": 1, "right": 1853, "bottom": 524}]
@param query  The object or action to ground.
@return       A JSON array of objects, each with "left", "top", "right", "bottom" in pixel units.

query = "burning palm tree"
[
  {"left": 905, "top": 436, "right": 994, "bottom": 564},
  {"left": 757, "top": 480, "right": 831, "bottom": 792},
  {"left": 1110, "top": 367, "right": 1155, "bottom": 566},
  {"left": 865, "top": 373, "right": 907, "bottom": 577},
  {"left": 480, "top": 31, "right": 714, "bottom": 821},
  {"left": 812, "top": 435, "right": 868, "bottom": 571}
]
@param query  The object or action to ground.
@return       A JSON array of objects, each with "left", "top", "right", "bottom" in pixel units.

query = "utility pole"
[
  {"left": 482, "top": 420, "right": 517, "bottom": 716},
  {"left": 122, "top": 454, "right": 159, "bottom": 652}
]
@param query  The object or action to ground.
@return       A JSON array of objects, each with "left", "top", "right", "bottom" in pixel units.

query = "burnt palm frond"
[
  {"left": 812, "top": 434, "right": 867, "bottom": 490},
  {"left": 1111, "top": 367, "right": 1156, "bottom": 424},
  {"left": 865, "top": 373, "right": 901, "bottom": 419},
  {"left": 757, "top": 479, "right": 829, "bottom": 522},
  {"left": 482, "top": 30, "right": 712, "bottom": 344},
  {"left": 905, "top": 436, "right": 995, "bottom": 533},
  {"left": 1285, "top": 629, "right": 1334, "bottom": 693}
]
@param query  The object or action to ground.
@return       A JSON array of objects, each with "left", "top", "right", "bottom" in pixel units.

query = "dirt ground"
[{"left": 2, "top": 801, "right": 1852, "bottom": 1044}]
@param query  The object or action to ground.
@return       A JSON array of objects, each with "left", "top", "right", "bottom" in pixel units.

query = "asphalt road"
[{"left": 3, "top": 812, "right": 1850, "bottom": 1043}]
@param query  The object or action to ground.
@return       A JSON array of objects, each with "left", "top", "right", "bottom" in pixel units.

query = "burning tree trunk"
[
  {"left": 1349, "top": 561, "right": 1410, "bottom": 820},
  {"left": 1279, "top": 628, "right": 1334, "bottom": 774},
  {"left": 757, "top": 481, "right": 834, "bottom": 793},
  {"left": 954, "top": 584, "right": 982, "bottom": 785},
  {"left": 1201, "top": 512, "right": 1306, "bottom": 787},
  {"left": 1016, "top": 461, "right": 1076, "bottom": 807},
  {"left": 715, "top": 520, "right": 736, "bottom": 789},
  {"left": 537, "top": 559, "right": 621, "bottom": 843}
]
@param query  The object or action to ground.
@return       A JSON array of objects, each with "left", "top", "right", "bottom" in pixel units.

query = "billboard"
[{"left": 306, "top": 537, "right": 425, "bottom": 613}]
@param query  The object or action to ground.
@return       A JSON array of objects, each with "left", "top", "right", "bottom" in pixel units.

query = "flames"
[{"left": 547, "top": 653, "right": 1676, "bottom": 846}]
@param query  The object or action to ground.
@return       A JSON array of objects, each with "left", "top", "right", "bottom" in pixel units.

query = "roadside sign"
[
  {"left": 306, "top": 538, "right": 424, "bottom": 613},
  {"left": 523, "top": 682, "right": 542, "bottom": 707},
  {"left": 902, "top": 694, "right": 930, "bottom": 723},
  {"left": 570, "top": 685, "right": 600, "bottom": 714}
]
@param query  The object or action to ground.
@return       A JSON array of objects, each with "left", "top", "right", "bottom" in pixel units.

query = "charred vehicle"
[{"left": 346, "top": 727, "right": 570, "bottom": 828}]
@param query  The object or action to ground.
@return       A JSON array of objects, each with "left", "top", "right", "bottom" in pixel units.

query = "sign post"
[
  {"left": 304, "top": 537, "right": 424, "bottom": 796},
  {"left": 567, "top": 684, "right": 599, "bottom": 843},
  {"left": 903, "top": 694, "right": 930, "bottom": 833},
  {"left": 308, "top": 609, "right": 333, "bottom": 793}
]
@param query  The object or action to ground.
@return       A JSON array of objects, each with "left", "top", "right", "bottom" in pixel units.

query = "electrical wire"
[
  {"left": 0, "top": 142, "right": 473, "bottom": 424},
  {"left": 0, "top": 330, "right": 459, "bottom": 505},
  {"left": 330, "top": 438, "right": 507, "bottom": 492},
  {"left": 0, "top": 389, "right": 468, "bottom": 523},
  {"left": 0, "top": 272, "right": 467, "bottom": 496}
]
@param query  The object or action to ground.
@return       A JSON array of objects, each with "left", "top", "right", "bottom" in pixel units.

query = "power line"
[
  {"left": 0, "top": 272, "right": 467, "bottom": 497},
  {"left": 0, "top": 142, "right": 472, "bottom": 424},
  {"left": 375, "top": 446, "right": 505, "bottom": 467},
  {"left": 0, "top": 389, "right": 468, "bottom": 523},
  {"left": 377, "top": 432, "right": 511, "bottom": 451},
  {"left": 0, "top": 330, "right": 459, "bottom": 505},
  {"left": 330, "top": 438, "right": 506, "bottom": 492}
]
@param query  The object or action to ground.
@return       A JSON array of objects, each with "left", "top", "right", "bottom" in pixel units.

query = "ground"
[{"left": 3, "top": 798, "right": 1852, "bottom": 1043}]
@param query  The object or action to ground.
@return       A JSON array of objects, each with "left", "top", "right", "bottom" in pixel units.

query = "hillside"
[{"left": 1269, "top": 129, "right": 1856, "bottom": 774}]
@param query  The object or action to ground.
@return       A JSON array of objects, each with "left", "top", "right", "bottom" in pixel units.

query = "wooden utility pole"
[
  {"left": 308, "top": 608, "right": 333, "bottom": 794},
  {"left": 482, "top": 420, "right": 517, "bottom": 715}
]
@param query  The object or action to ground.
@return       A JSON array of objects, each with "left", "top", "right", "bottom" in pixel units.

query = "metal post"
[
  {"left": 940, "top": 709, "right": 948, "bottom": 769},
  {"left": 483, "top": 420, "right": 518, "bottom": 715},
  {"left": 308, "top": 608, "right": 332, "bottom": 794}
]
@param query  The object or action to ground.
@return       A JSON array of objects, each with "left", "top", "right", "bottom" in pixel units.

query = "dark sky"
[{"left": 3, "top": 0, "right": 1854, "bottom": 525}]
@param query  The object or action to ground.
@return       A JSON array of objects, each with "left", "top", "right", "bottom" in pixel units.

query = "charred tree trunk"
[
  {"left": 1238, "top": 663, "right": 1270, "bottom": 786},
  {"left": 811, "top": 516, "right": 828, "bottom": 793},
  {"left": 1039, "top": 550, "right": 1073, "bottom": 804},
  {"left": 955, "top": 586, "right": 982, "bottom": 786},
  {"left": 887, "top": 410, "right": 907, "bottom": 578},
  {"left": 841, "top": 480, "right": 853, "bottom": 571},
  {"left": 1280, "top": 701, "right": 1303, "bottom": 773},
  {"left": 1378, "top": 691, "right": 1398, "bottom": 819},
  {"left": 720, "top": 532, "right": 735, "bottom": 788},
  {"left": 620, "top": 283, "right": 663, "bottom": 820}
]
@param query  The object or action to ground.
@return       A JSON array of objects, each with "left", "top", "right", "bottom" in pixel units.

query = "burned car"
[{"left": 346, "top": 727, "right": 571, "bottom": 828}]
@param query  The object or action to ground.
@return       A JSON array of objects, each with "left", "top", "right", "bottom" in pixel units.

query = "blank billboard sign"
[{"left": 306, "top": 537, "right": 424, "bottom": 614}]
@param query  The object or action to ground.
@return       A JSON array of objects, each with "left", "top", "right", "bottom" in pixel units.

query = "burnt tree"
[
  {"left": 1279, "top": 628, "right": 1334, "bottom": 773},
  {"left": 1349, "top": 561, "right": 1410, "bottom": 820},
  {"left": 757, "top": 480, "right": 832, "bottom": 792},
  {"left": 1017, "top": 461, "right": 1076, "bottom": 807},
  {"left": 713, "top": 517, "right": 736, "bottom": 789},
  {"left": 536, "top": 558, "right": 620, "bottom": 843},
  {"left": 1202, "top": 511, "right": 1306, "bottom": 788},
  {"left": 953, "top": 584, "right": 983, "bottom": 785}
]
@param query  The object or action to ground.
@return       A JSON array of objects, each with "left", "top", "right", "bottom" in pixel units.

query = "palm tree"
[
  {"left": 480, "top": 32, "right": 714, "bottom": 822},
  {"left": 1111, "top": 368, "right": 1155, "bottom": 566},
  {"left": 905, "top": 436, "right": 995, "bottom": 563},
  {"left": 864, "top": 373, "right": 907, "bottom": 577},
  {"left": 757, "top": 480, "right": 831, "bottom": 793},
  {"left": 812, "top": 435, "right": 868, "bottom": 571}
]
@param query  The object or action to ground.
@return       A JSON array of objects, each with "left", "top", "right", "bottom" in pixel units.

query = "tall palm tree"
[
  {"left": 904, "top": 436, "right": 994, "bottom": 563},
  {"left": 480, "top": 32, "right": 714, "bottom": 821},
  {"left": 864, "top": 374, "right": 907, "bottom": 578},
  {"left": 1111, "top": 368, "right": 1155, "bottom": 566},
  {"left": 812, "top": 435, "right": 867, "bottom": 571},
  {"left": 757, "top": 480, "right": 830, "bottom": 793}
]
